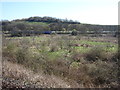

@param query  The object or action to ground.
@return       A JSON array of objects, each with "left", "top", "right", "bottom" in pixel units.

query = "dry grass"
[{"left": 2, "top": 61, "right": 71, "bottom": 88}]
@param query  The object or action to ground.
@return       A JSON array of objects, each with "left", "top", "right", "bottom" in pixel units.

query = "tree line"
[{"left": 1, "top": 16, "right": 118, "bottom": 37}]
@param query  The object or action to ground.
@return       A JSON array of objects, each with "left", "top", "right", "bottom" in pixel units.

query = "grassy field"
[{"left": 2, "top": 35, "right": 119, "bottom": 88}]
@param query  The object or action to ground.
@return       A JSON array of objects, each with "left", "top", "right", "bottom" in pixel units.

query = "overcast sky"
[{"left": 0, "top": 0, "right": 119, "bottom": 25}]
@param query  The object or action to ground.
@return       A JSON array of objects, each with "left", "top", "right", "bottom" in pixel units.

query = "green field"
[{"left": 5, "top": 35, "right": 117, "bottom": 55}]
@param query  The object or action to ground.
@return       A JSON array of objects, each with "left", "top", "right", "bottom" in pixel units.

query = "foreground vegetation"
[{"left": 2, "top": 35, "right": 119, "bottom": 88}]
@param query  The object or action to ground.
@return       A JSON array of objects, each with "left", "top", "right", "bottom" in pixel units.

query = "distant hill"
[
  {"left": 13, "top": 16, "right": 80, "bottom": 24},
  {"left": 1, "top": 16, "right": 118, "bottom": 37}
]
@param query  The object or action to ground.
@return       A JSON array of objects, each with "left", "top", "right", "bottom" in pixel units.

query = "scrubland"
[{"left": 2, "top": 35, "right": 119, "bottom": 88}]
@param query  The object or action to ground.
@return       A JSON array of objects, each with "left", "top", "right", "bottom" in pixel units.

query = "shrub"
[
  {"left": 72, "top": 53, "right": 83, "bottom": 62},
  {"left": 111, "top": 52, "right": 119, "bottom": 62},
  {"left": 87, "top": 60, "right": 118, "bottom": 87},
  {"left": 49, "top": 45, "right": 60, "bottom": 52},
  {"left": 2, "top": 42, "right": 18, "bottom": 62},
  {"left": 42, "top": 59, "right": 70, "bottom": 77},
  {"left": 16, "top": 48, "right": 28, "bottom": 64},
  {"left": 68, "top": 62, "right": 92, "bottom": 86},
  {"left": 84, "top": 47, "right": 106, "bottom": 62},
  {"left": 71, "top": 30, "right": 78, "bottom": 36},
  {"left": 3, "top": 42, "right": 16, "bottom": 54}
]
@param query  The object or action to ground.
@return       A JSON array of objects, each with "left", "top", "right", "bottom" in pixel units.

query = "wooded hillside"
[{"left": 1, "top": 16, "right": 118, "bottom": 37}]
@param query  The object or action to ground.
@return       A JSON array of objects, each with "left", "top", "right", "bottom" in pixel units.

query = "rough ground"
[{"left": 2, "top": 61, "right": 73, "bottom": 88}]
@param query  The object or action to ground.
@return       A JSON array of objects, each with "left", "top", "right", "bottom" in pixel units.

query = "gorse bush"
[
  {"left": 41, "top": 59, "right": 70, "bottom": 77},
  {"left": 67, "top": 60, "right": 118, "bottom": 87},
  {"left": 49, "top": 43, "right": 60, "bottom": 52},
  {"left": 71, "top": 30, "right": 78, "bottom": 36},
  {"left": 2, "top": 41, "right": 18, "bottom": 62},
  {"left": 110, "top": 52, "right": 119, "bottom": 62},
  {"left": 3, "top": 42, "right": 16, "bottom": 55},
  {"left": 84, "top": 47, "right": 107, "bottom": 62},
  {"left": 15, "top": 48, "right": 30, "bottom": 64},
  {"left": 86, "top": 60, "right": 118, "bottom": 86}
]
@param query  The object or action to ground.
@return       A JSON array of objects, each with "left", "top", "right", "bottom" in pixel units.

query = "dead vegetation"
[{"left": 2, "top": 61, "right": 72, "bottom": 88}]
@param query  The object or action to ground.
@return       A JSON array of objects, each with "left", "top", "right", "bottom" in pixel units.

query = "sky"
[{"left": 0, "top": 0, "right": 119, "bottom": 25}]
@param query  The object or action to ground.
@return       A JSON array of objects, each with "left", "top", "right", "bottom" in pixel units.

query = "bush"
[
  {"left": 68, "top": 60, "right": 118, "bottom": 87},
  {"left": 71, "top": 30, "right": 78, "bottom": 36},
  {"left": 85, "top": 47, "right": 106, "bottom": 62},
  {"left": 16, "top": 48, "right": 29, "bottom": 64},
  {"left": 68, "top": 62, "right": 92, "bottom": 86},
  {"left": 49, "top": 45, "right": 60, "bottom": 52},
  {"left": 111, "top": 52, "right": 119, "bottom": 62},
  {"left": 88, "top": 60, "right": 118, "bottom": 87},
  {"left": 2, "top": 42, "right": 18, "bottom": 62},
  {"left": 42, "top": 59, "right": 70, "bottom": 77}
]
